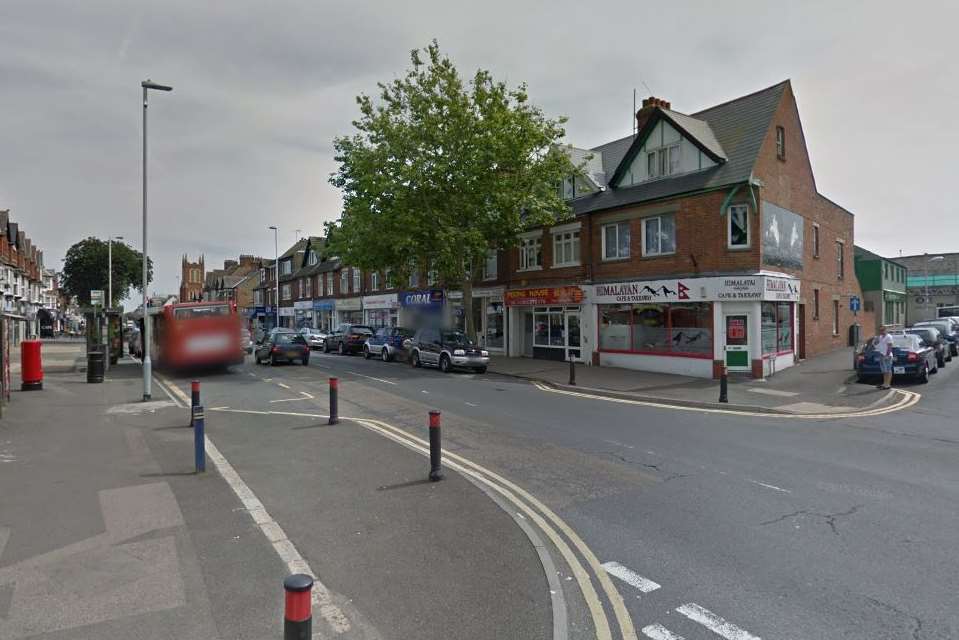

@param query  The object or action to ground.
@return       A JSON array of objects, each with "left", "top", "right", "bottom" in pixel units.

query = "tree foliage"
[
  {"left": 328, "top": 41, "right": 579, "bottom": 335},
  {"left": 61, "top": 237, "right": 152, "bottom": 306}
]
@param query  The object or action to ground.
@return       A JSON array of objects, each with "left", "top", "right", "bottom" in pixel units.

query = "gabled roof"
[
  {"left": 574, "top": 80, "right": 789, "bottom": 216},
  {"left": 854, "top": 245, "right": 907, "bottom": 268}
]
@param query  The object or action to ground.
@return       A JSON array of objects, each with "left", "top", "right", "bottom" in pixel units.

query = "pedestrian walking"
[{"left": 875, "top": 325, "right": 895, "bottom": 390}]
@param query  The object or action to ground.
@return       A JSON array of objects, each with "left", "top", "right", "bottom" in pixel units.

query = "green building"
[{"left": 854, "top": 246, "right": 907, "bottom": 331}]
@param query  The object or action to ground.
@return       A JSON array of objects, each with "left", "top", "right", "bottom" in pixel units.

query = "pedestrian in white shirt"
[{"left": 875, "top": 325, "right": 895, "bottom": 390}]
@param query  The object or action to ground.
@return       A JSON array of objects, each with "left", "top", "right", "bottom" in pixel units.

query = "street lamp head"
[
  {"left": 142, "top": 80, "right": 173, "bottom": 92},
  {"left": 930, "top": 255, "right": 945, "bottom": 262}
]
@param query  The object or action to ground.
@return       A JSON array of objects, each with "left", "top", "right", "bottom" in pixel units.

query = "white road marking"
[
  {"left": 421, "top": 390, "right": 429, "bottom": 394},
  {"left": 154, "top": 377, "right": 185, "bottom": 408},
  {"left": 269, "top": 391, "right": 314, "bottom": 404},
  {"left": 157, "top": 376, "right": 350, "bottom": 633},
  {"left": 642, "top": 624, "right": 685, "bottom": 640},
  {"left": 602, "top": 439, "right": 635, "bottom": 449},
  {"left": 533, "top": 381, "right": 921, "bottom": 419},
  {"left": 601, "top": 561, "right": 661, "bottom": 593},
  {"left": 209, "top": 407, "right": 332, "bottom": 419},
  {"left": 346, "top": 371, "right": 397, "bottom": 385},
  {"left": 676, "top": 603, "right": 760, "bottom": 640},
  {"left": 465, "top": 402, "right": 479, "bottom": 407},
  {"left": 247, "top": 372, "right": 257, "bottom": 378},
  {"left": 747, "top": 479, "right": 791, "bottom": 494},
  {"left": 277, "top": 382, "right": 291, "bottom": 389},
  {"left": 746, "top": 388, "right": 799, "bottom": 397},
  {"left": 210, "top": 405, "right": 230, "bottom": 410},
  {"left": 262, "top": 378, "right": 273, "bottom": 382}
]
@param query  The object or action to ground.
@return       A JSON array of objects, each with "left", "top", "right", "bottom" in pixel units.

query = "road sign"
[
  {"left": 849, "top": 296, "right": 861, "bottom": 314},
  {"left": 90, "top": 290, "right": 105, "bottom": 307}
]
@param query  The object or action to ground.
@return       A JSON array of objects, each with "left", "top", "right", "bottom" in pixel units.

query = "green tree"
[
  {"left": 328, "top": 41, "right": 580, "bottom": 339},
  {"left": 61, "top": 237, "right": 152, "bottom": 306}
]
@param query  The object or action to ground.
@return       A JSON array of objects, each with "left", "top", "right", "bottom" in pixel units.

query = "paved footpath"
[{"left": 0, "top": 362, "right": 552, "bottom": 639}]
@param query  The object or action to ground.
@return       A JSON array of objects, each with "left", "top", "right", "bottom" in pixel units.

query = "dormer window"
[
  {"left": 308, "top": 251, "right": 318, "bottom": 266},
  {"left": 647, "top": 144, "right": 680, "bottom": 179}
]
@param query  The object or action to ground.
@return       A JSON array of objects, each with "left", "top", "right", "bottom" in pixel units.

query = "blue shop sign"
[
  {"left": 254, "top": 306, "right": 266, "bottom": 316},
  {"left": 401, "top": 289, "right": 445, "bottom": 309},
  {"left": 313, "top": 299, "right": 335, "bottom": 311}
]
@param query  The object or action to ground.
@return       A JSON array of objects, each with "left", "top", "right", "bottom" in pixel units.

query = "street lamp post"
[
  {"left": 141, "top": 79, "right": 172, "bottom": 401},
  {"left": 269, "top": 226, "right": 279, "bottom": 330},
  {"left": 107, "top": 235, "right": 123, "bottom": 309}
]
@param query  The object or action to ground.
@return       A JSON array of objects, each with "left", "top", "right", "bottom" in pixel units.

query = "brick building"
[
  {"left": 179, "top": 255, "right": 204, "bottom": 302},
  {"left": 895, "top": 252, "right": 959, "bottom": 322}
]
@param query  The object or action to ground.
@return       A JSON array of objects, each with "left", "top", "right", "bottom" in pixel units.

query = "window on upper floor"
[
  {"left": 304, "top": 277, "right": 312, "bottom": 298},
  {"left": 519, "top": 237, "right": 542, "bottom": 270},
  {"left": 385, "top": 268, "right": 395, "bottom": 289},
  {"left": 409, "top": 271, "right": 420, "bottom": 288},
  {"left": 259, "top": 268, "right": 266, "bottom": 282},
  {"left": 602, "top": 222, "right": 631, "bottom": 260},
  {"left": 483, "top": 250, "right": 497, "bottom": 280},
  {"left": 727, "top": 205, "right": 750, "bottom": 249},
  {"left": 340, "top": 269, "right": 349, "bottom": 293},
  {"left": 281, "top": 284, "right": 292, "bottom": 300},
  {"left": 812, "top": 224, "right": 820, "bottom": 258},
  {"left": 353, "top": 268, "right": 361, "bottom": 293},
  {"left": 776, "top": 126, "right": 786, "bottom": 160},
  {"left": 370, "top": 272, "right": 380, "bottom": 291},
  {"left": 836, "top": 241, "right": 844, "bottom": 280},
  {"left": 427, "top": 266, "right": 438, "bottom": 286},
  {"left": 646, "top": 144, "right": 680, "bottom": 180},
  {"left": 308, "top": 251, "right": 318, "bottom": 266},
  {"left": 642, "top": 214, "right": 676, "bottom": 257},
  {"left": 326, "top": 272, "right": 333, "bottom": 295},
  {"left": 280, "top": 260, "right": 292, "bottom": 275},
  {"left": 813, "top": 289, "right": 820, "bottom": 320},
  {"left": 552, "top": 230, "right": 580, "bottom": 267}
]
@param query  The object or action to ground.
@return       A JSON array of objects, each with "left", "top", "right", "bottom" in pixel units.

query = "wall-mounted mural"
[{"left": 762, "top": 201, "right": 804, "bottom": 270}]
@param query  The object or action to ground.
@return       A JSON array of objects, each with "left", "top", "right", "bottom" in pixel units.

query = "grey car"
[
  {"left": 299, "top": 327, "right": 328, "bottom": 350},
  {"left": 409, "top": 328, "right": 489, "bottom": 373}
]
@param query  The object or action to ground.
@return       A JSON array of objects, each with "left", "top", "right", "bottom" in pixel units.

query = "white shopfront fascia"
[
  {"left": 335, "top": 297, "right": 363, "bottom": 312},
  {"left": 586, "top": 273, "right": 801, "bottom": 379},
  {"left": 278, "top": 307, "right": 295, "bottom": 317},
  {"left": 362, "top": 293, "right": 398, "bottom": 310},
  {"left": 448, "top": 287, "right": 506, "bottom": 352},
  {"left": 293, "top": 300, "right": 313, "bottom": 311}
]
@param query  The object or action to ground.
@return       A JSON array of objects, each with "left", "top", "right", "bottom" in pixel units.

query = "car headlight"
[
  {"left": 453, "top": 349, "right": 465, "bottom": 356},
  {"left": 481, "top": 350, "right": 489, "bottom": 357}
]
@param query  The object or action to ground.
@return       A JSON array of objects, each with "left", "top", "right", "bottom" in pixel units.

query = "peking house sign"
[{"left": 505, "top": 286, "right": 584, "bottom": 306}]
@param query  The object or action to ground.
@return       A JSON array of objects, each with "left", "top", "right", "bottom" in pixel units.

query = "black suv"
[
  {"left": 324, "top": 324, "right": 374, "bottom": 355},
  {"left": 408, "top": 328, "right": 489, "bottom": 373}
]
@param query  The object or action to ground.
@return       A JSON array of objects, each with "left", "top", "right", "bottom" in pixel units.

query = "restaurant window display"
[
  {"left": 486, "top": 301, "right": 504, "bottom": 349},
  {"left": 599, "top": 302, "right": 712, "bottom": 357},
  {"left": 761, "top": 302, "right": 793, "bottom": 354}
]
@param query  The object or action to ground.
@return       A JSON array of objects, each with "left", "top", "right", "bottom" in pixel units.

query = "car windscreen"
[
  {"left": 441, "top": 331, "right": 474, "bottom": 346},
  {"left": 350, "top": 326, "right": 373, "bottom": 334},
  {"left": 395, "top": 328, "right": 415, "bottom": 338},
  {"left": 275, "top": 334, "right": 306, "bottom": 345}
]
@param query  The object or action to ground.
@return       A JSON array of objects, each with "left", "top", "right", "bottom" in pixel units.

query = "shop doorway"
[
  {"left": 724, "top": 313, "right": 751, "bottom": 372},
  {"left": 797, "top": 304, "right": 807, "bottom": 359},
  {"left": 523, "top": 313, "right": 534, "bottom": 357},
  {"left": 566, "top": 310, "right": 582, "bottom": 361}
]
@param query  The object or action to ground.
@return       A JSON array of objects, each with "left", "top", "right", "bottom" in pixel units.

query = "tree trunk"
[{"left": 463, "top": 258, "right": 476, "bottom": 342}]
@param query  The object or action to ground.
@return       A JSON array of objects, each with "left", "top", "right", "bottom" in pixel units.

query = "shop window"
[
  {"left": 552, "top": 231, "right": 580, "bottom": 267},
  {"left": 485, "top": 301, "right": 504, "bottom": 348},
  {"left": 602, "top": 222, "right": 630, "bottom": 260},
  {"left": 598, "top": 302, "right": 711, "bottom": 357},
  {"left": 761, "top": 302, "right": 793, "bottom": 354},
  {"left": 642, "top": 214, "right": 676, "bottom": 256},
  {"left": 520, "top": 237, "right": 543, "bottom": 270},
  {"left": 728, "top": 205, "right": 749, "bottom": 248}
]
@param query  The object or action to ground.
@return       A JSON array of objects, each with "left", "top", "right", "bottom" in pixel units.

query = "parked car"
[
  {"left": 913, "top": 319, "right": 959, "bottom": 358},
  {"left": 299, "top": 327, "right": 328, "bottom": 350},
  {"left": 408, "top": 328, "right": 489, "bottom": 373},
  {"left": 324, "top": 324, "right": 374, "bottom": 355},
  {"left": 364, "top": 326, "right": 415, "bottom": 362},
  {"left": 255, "top": 329, "right": 310, "bottom": 366},
  {"left": 856, "top": 333, "right": 936, "bottom": 383},
  {"left": 904, "top": 327, "right": 947, "bottom": 368},
  {"left": 240, "top": 327, "right": 254, "bottom": 354}
]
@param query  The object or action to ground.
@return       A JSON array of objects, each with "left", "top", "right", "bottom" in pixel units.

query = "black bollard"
[
  {"left": 568, "top": 354, "right": 576, "bottom": 386},
  {"left": 719, "top": 365, "right": 729, "bottom": 403},
  {"left": 283, "top": 574, "right": 313, "bottom": 640},
  {"left": 328, "top": 377, "right": 338, "bottom": 425},
  {"left": 428, "top": 410, "right": 444, "bottom": 482},
  {"left": 193, "top": 405, "right": 205, "bottom": 472},
  {"left": 191, "top": 380, "right": 200, "bottom": 427}
]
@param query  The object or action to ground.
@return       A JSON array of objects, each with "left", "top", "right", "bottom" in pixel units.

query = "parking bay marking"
[
  {"left": 675, "top": 603, "right": 761, "bottom": 640},
  {"left": 601, "top": 561, "right": 661, "bottom": 593},
  {"left": 269, "top": 391, "right": 314, "bottom": 404},
  {"left": 642, "top": 624, "right": 685, "bottom": 640}
]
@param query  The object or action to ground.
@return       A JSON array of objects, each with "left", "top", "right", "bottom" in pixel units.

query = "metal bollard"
[
  {"left": 190, "top": 380, "right": 200, "bottom": 427},
  {"left": 428, "top": 410, "right": 444, "bottom": 482},
  {"left": 283, "top": 574, "right": 313, "bottom": 640},
  {"left": 193, "top": 405, "right": 205, "bottom": 473},
  {"left": 718, "top": 365, "right": 729, "bottom": 403},
  {"left": 328, "top": 377, "right": 338, "bottom": 425},
  {"left": 568, "top": 354, "right": 576, "bottom": 386}
]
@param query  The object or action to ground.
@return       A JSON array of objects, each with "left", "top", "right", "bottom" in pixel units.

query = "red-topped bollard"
[
  {"left": 191, "top": 380, "right": 200, "bottom": 407},
  {"left": 328, "top": 377, "right": 338, "bottom": 425},
  {"left": 428, "top": 410, "right": 444, "bottom": 482},
  {"left": 21, "top": 339, "right": 42, "bottom": 391},
  {"left": 283, "top": 573, "right": 313, "bottom": 640}
]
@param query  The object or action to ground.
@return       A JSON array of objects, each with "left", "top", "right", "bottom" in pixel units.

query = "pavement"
[
  {"left": 8, "top": 337, "right": 86, "bottom": 375},
  {"left": 0, "top": 360, "right": 552, "bottom": 640},
  {"left": 488, "top": 347, "right": 912, "bottom": 415}
]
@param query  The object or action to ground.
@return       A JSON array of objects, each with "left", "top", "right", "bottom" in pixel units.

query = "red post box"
[{"left": 21, "top": 339, "right": 43, "bottom": 391}]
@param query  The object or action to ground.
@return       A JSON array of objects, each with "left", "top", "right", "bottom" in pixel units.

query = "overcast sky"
[{"left": 3, "top": 1, "right": 957, "bottom": 305}]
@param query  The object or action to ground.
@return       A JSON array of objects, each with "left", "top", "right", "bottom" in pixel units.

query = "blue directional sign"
[{"left": 849, "top": 296, "right": 861, "bottom": 313}]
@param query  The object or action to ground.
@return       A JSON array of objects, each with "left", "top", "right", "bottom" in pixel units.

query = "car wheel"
[
  {"left": 439, "top": 354, "right": 451, "bottom": 373},
  {"left": 322, "top": 341, "right": 329, "bottom": 353},
  {"left": 382, "top": 347, "right": 391, "bottom": 363},
  {"left": 363, "top": 346, "right": 371, "bottom": 360},
  {"left": 270, "top": 355, "right": 278, "bottom": 366},
  {"left": 302, "top": 357, "right": 309, "bottom": 366},
  {"left": 918, "top": 362, "right": 929, "bottom": 384},
  {"left": 937, "top": 354, "right": 945, "bottom": 369},
  {"left": 475, "top": 366, "right": 487, "bottom": 374},
  {"left": 411, "top": 351, "right": 421, "bottom": 368}
]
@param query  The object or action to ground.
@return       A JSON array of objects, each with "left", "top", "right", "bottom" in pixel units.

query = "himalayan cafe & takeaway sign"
[{"left": 590, "top": 276, "right": 800, "bottom": 304}]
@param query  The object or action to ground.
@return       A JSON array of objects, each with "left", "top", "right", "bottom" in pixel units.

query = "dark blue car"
[
  {"left": 856, "top": 333, "right": 937, "bottom": 384},
  {"left": 363, "top": 326, "right": 415, "bottom": 362},
  {"left": 913, "top": 319, "right": 959, "bottom": 358}
]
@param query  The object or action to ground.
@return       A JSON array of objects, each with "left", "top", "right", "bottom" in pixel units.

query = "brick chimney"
[{"left": 636, "top": 96, "right": 671, "bottom": 133}]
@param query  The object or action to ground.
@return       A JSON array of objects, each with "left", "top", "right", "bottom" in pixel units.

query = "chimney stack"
[{"left": 636, "top": 96, "right": 671, "bottom": 134}]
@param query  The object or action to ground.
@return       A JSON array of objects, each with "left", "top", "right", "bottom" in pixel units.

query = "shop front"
[
  {"left": 447, "top": 287, "right": 506, "bottom": 353},
  {"left": 398, "top": 289, "right": 445, "bottom": 328},
  {"left": 505, "top": 286, "right": 586, "bottom": 362},
  {"left": 363, "top": 293, "right": 399, "bottom": 328},
  {"left": 293, "top": 300, "right": 313, "bottom": 329},
  {"left": 313, "top": 299, "right": 335, "bottom": 332},
  {"left": 278, "top": 306, "right": 295, "bottom": 328},
  {"left": 591, "top": 274, "right": 800, "bottom": 378},
  {"left": 335, "top": 297, "right": 363, "bottom": 326}
]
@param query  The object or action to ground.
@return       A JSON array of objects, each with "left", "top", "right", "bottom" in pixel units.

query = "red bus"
[{"left": 151, "top": 301, "right": 245, "bottom": 370}]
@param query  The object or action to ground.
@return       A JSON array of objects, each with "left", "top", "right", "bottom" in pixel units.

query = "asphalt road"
[{"left": 164, "top": 348, "right": 959, "bottom": 640}]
